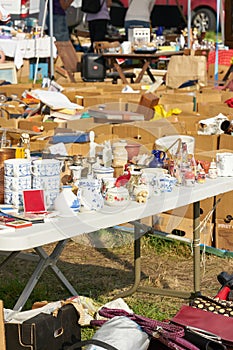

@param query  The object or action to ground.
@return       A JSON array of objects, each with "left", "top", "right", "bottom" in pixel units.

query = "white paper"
[
  {"left": 49, "top": 142, "right": 68, "bottom": 156},
  {"left": 29, "top": 89, "right": 81, "bottom": 110}
]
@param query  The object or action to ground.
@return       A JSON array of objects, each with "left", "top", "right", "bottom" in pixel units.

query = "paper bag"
[{"left": 166, "top": 55, "right": 207, "bottom": 89}]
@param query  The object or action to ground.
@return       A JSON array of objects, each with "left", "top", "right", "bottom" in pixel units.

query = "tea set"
[{"left": 3, "top": 152, "right": 179, "bottom": 215}]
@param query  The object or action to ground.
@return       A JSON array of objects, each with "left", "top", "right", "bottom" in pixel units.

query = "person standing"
[
  {"left": 85, "top": 0, "right": 112, "bottom": 52},
  {"left": 124, "top": 0, "right": 154, "bottom": 40},
  {"left": 47, "top": 0, "right": 74, "bottom": 41}
]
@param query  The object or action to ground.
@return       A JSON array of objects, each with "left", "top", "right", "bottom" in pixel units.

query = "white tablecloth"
[{"left": 0, "top": 37, "right": 57, "bottom": 69}]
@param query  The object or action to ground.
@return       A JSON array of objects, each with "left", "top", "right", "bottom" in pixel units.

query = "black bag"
[
  {"left": 81, "top": 0, "right": 104, "bottom": 14},
  {"left": 5, "top": 304, "right": 81, "bottom": 350},
  {"left": 81, "top": 53, "right": 106, "bottom": 82}
]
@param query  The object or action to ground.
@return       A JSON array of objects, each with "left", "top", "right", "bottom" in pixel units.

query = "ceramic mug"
[
  {"left": 4, "top": 190, "right": 24, "bottom": 208},
  {"left": 158, "top": 174, "right": 177, "bottom": 193},
  {"left": 101, "top": 177, "right": 116, "bottom": 198},
  {"left": 77, "top": 178, "right": 103, "bottom": 211},
  {"left": 152, "top": 174, "right": 177, "bottom": 194},
  {"left": 44, "top": 189, "right": 60, "bottom": 210},
  {"left": 4, "top": 158, "right": 31, "bottom": 177},
  {"left": 32, "top": 175, "right": 61, "bottom": 191},
  {"left": 31, "top": 159, "right": 62, "bottom": 177},
  {"left": 4, "top": 175, "right": 32, "bottom": 191}
]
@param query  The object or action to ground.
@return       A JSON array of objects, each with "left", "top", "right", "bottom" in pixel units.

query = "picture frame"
[{"left": 0, "top": 62, "right": 17, "bottom": 84}]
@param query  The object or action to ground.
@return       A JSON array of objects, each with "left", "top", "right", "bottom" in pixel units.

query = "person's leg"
[
  {"left": 53, "top": 15, "right": 70, "bottom": 41},
  {"left": 88, "top": 19, "right": 108, "bottom": 52}
]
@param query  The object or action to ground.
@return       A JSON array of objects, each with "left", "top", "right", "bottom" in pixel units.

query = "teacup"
[
  {"left": 4, "top": 175, "right": 32, "bottom": 191},
  {"left": 31, "top": 159, "right": 62, "bottom": 177},
  {"left": 32, "top": 175, "right": 60, "bottom": 191},
  {"left": 4, "top": 158, "right": 31, "bottom": 177}
]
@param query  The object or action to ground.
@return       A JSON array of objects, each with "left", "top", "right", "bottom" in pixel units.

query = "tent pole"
[
  {"left": 187, "top": 0, "right": 191, "bottom": 48},
  {"left": 33, "top": 0, "right": 49, "bottom": 85},
  {"left": 49, "top": 0, "right": 54, "bottom": 79}
]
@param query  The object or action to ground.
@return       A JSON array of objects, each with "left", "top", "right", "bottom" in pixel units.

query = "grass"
[{"left": 1, "top": 232, "right": 232, "bottom": 341}]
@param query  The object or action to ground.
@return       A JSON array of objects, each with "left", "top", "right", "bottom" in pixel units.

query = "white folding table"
[{"left": 0, "top": 177, "right": 233, "bottom": 311}]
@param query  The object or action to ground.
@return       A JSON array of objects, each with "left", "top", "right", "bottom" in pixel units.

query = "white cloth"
[{"left": 0, "top": 37, "right": 57, "bottom": 69}]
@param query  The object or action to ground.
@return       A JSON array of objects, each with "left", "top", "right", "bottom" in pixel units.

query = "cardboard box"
[
  {"left": 17, "top": 59, "right": 30, "bottom": 83},
  {"left": 219, "top": 134, "right": 233, "bottom": 150},
  {"left": 153, "top": 213, "right": 213, "bottom": 246},
  {"left": 18, "top": 120, "right": 58, "bottom": 132},
  {"left": 195, "top": 149, "right": 233, "bottom": 162},
  {"left": 215, "top": 219, "right": 233, "bottom": 251},
  {"left": 166, "top": 197, "right": 214, "bottom": 220},
  {"left": 208, "top": 64, "right": 230, "bottom": 81},
  {"left": 137, "top": 92, "right": 159, "bottom": 121},
  {"left": 65, "top": 142, "right": 90, "bottom": 156},
  {"left": 112, "top": 118, "right": 187, "bottom": 146},
  {"left": 208, "top": 103, "right": 233, "bottom": 117},
  {"left": 188, "top": 133, "right": 219, "bottom": 152},
  {"left": 215, "top": 190, "right": 233, "bottom": 220},
  {"left": 177, "top": 113, "right": 205, "bottom": 132},
  {"left": 5, "top": 304, "right": 81, "bottom": 350}
]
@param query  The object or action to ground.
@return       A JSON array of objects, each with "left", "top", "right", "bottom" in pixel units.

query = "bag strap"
[
  {"left": 91, "top": 307, "right": 201, "bottom": 350},
  {"left": 93, "top": 307, "right": 185, "bottom": 337},
  {"left": 65, "top": 338, "right": 119, "bottom": 350}
]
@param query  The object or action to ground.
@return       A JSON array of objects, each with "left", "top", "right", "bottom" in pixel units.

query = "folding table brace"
[
  {"left": 113, "top": 201, "right": 200, "bottom": 300},
  {"left": 0, "top": 239, "right": 78, "bottom": 311}
]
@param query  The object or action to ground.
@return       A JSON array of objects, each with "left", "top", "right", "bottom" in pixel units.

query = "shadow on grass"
[{"left": 0, "top": 252, "right": 147, "bottom": 310}]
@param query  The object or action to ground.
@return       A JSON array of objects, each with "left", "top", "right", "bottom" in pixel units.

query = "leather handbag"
[{"left": 172, "top": 305, "right": 233, "bottom": 347}]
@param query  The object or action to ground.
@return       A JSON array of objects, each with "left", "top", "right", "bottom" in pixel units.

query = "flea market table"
[
  {"left": 0, "top": 177, "right": 233, "bottom": 311},
  {"left": 102, "top": 50, "right": 184, "bottom": 84}
]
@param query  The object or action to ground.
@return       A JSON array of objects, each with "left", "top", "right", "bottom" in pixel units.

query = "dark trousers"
[{"left": 88, "top": 19, "right": 108, "bottom": 52}]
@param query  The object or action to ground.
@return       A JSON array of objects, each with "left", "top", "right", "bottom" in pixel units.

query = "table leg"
[
  {"left": 113, "top": 216, "right": 197, "bottom": 300},
  {"left": 134, "top": 61, "right": 150, "bottom": 83},
  {"left": 112, "top": 61, "right": 129, "bottom": 84},
  {"left": 112, "top": 221, "right": 144, "bottom": 299},
  {"left": 12, "top": 239, "right": 78, "bottom": 311},
  {"left": 193, "top": 201, "right": 201, "bottom": 294},
  {"left": 146, "top": 66, "right": 156, "bottom": 83}
]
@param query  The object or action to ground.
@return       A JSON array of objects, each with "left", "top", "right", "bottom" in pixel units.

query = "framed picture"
[{"left": 0, "top": 62, "right": 17, "bottom": 84}]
